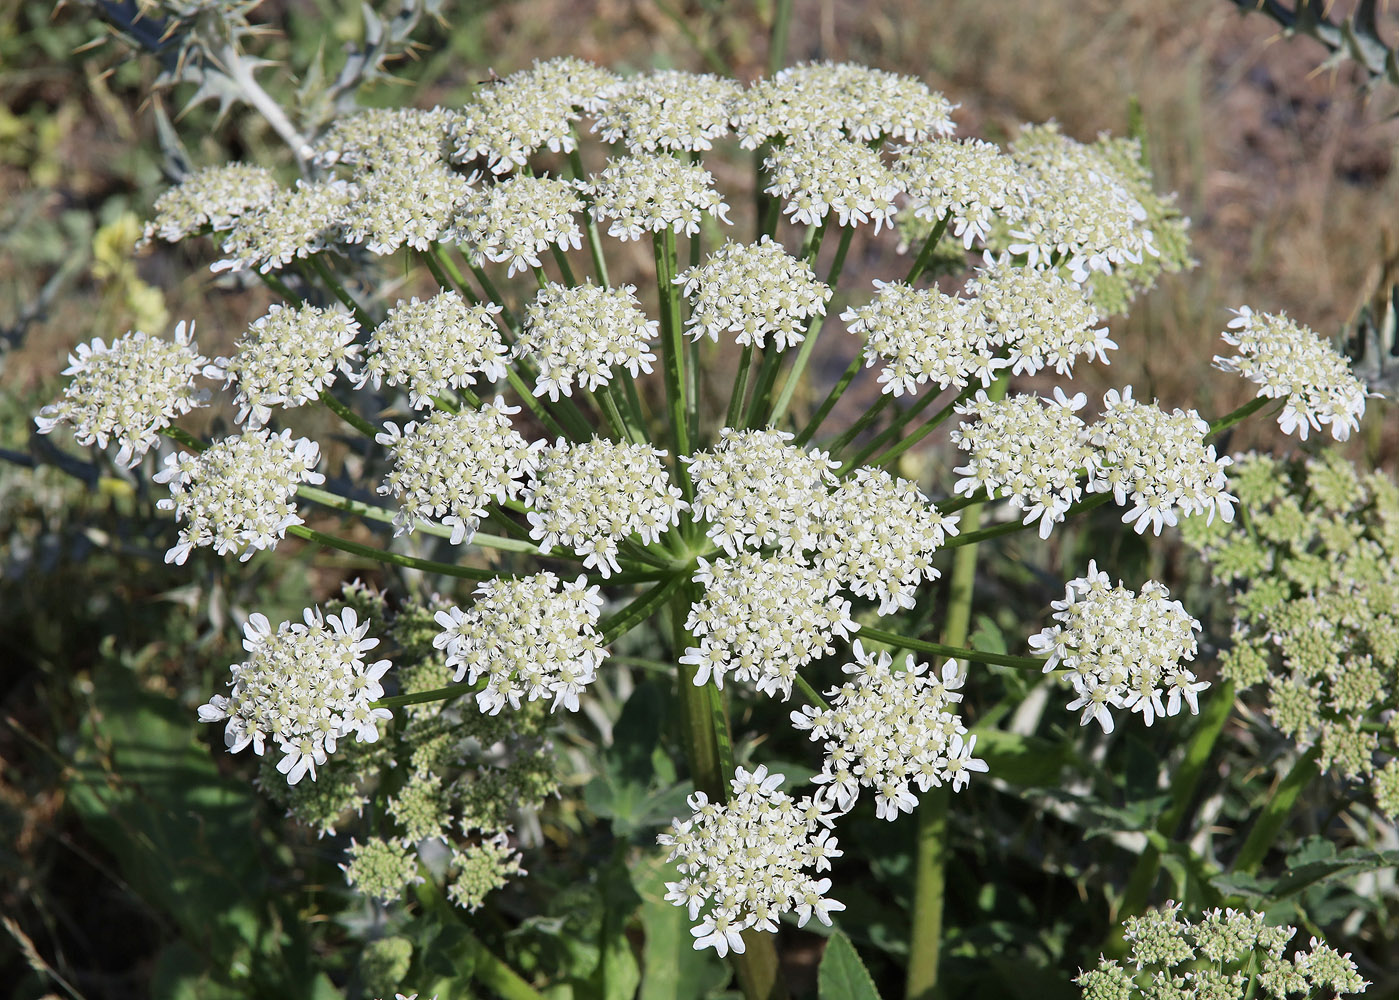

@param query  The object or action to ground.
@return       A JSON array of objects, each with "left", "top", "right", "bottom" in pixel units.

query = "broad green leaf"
[
  {"left": 634, "top": 855, "right": 729, "bottom": 1000},
  {"left": 818, "top": 931, "right": 882, "bottom": 1000}
]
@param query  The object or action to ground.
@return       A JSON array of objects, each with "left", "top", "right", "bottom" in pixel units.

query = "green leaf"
[
  {"left": 634, "top": 856, "right": 729, "bottom": 1000},
  {"left": 970, "top": 728, "right": 1073, "bottom": 787},
  {"left": 818, "top": 931, "right": 882, "bottom": 1000}
]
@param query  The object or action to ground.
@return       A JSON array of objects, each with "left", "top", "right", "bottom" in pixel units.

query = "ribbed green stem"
[
  {"left": 826, "top": 394, "right": 891, "bottom": 457},
  {"left": 1208, "top": 395, "right": 1270, "bottom": 437},
  {"left": 725, "top": 344, "right": 757, "bottom": 429},
  {"left": 654, "top": 229, "right": 693, "bottom": 497},
  {"left": 429, "top": 246, "right": 480, "bottom": 304},
  {"left": 504, "top": 368, "right": 569, "bottom": 440},
  {"left": 551, "top": 245, "right": 578, "bottom": 286},
  {"left": 769, "top": 225, "right": 854, "bottom": 426},
  {"left": 904, "top": 213, "right": 950, "bottom": 285},
  {"left": 162, "top": 426, "right": 207, "bottom": 452},
  {"left": 286, "top": 524, "right": 498, "bottom": 580},
  {"left": 295, "top": 485, "right": 545, "bottom": 555},
  {"left": 856, "top": 626, "right": 1043, "bottom": 670},
  {"left": 858, "top": 383, "right": 980, "bottom": 473},
  {"left": 1232, "top": 744, "right": 1322, "bottom": 876},
  {"left": 377, "top": 682, "right": 475, "bottom": 710}
]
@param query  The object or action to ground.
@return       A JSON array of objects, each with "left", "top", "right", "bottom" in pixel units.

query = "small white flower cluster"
[
  {"left": 684, "top": 428, "right": 838, "bottom": 554},
  {"left": 342, "top": 162, "right": 474, "bottom": 255},
  {"left": 313, "top": 106, "right": 462, "bottom": 169},
  {"left": 658, "top": 766, "right": 845, "bottom": 956},
  {"left": 35, "top": 321, "right": 209, "bottom": 468},
  {"left": 213, "top": 178, "right": 358, "bottom": 274},
  {"left": 815, "top": 468, "right": 959, "bottom": 613},
  {"left": 143, "top": 164, "right": 280, "bottom": 244},
  {"left": 895, "top": 138, "right": 1029, "bottom": 249},
  {"left": 969, "top": 264, "right": 1115, "bottom": 376},
  {"left": 433, "top": 573, "right": 607, "bottom": 714},
  {"left": 951, "top": 389, "right": 1092, "bottom": 539},
  {"left": 377, "top": 399, "right": 540, "bottom": 545},
  {"left": 198, "top": 607, "right": 392, "bottom": 784},
  {"left": 585, "top": 154, "right": 731, "bottom": 241},
  {"left": 515, "top": 282, "right": 658, "bottom": 400},
  {"left": 206, "top": 303, "right": 360, "bottom": 428},
  {"left": 1087, "top": 386, "right": 1236, "bottom": 535},
  {"left": 1029, "top": 561, "right": 1206, "bottom": 733},
  {"left": 844, "top": 281, "right": 1000, "bottom": 397},
  {"left": 682, "top": 551, "right": 858, "bottom": 699},
  {"left": 592, "top": 70, "right": 742, "bottom": 153},
  {"left": 676, "top": 237, "right": 831, "bottom": 351},
  {"left": 1007, "top": 123, "right": 1159, "bottom": 283},
  {"left": 523, "top": 438, "right": 686, "bottom": 576},
  {"left": 1216, "top": 305, "right": 1374, "bottom": 441},
  {"left": 791, "top": 641, "right": 982, "bottom": 819},
  {"left": 356, "top": 291, "right": 508, "bottom": 409},
  {"left": 764, "top": 132, "right": 903, "bottom": 231},
  {"left": 454, "top": 174, "right": 583, "bottom": 277},
  {"left": 732, "top": 61, "right": 956, "bottom": 148},
  {"left": 154, "top": 428, "right": 324, "bottom": 565}
]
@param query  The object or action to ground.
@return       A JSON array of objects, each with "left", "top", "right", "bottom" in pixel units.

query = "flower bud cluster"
[
  {"left": 154, "top": 428, "right": 323, "bottom": 564},
  {"left": 792, "top": 641, "right": 983, "bottom": 820},
  {"left": 341, "top": 837, "right": 424, "bottom": 904},
  {"left": 35, "top": 321, "right": 209, "bottom": 468},
  {"left": 676, "top": 237, "right": 831, "bottom": 350},
  {"left": 658, "top": 766, "right": 845, "bottom": 956},
  {"left": 198, "top": 607, "right": 392, "bottom": 784},
  {"left": 448, "top": 833, "right": 526, "bottom": 911},
  {"left": 1029, "top": 561, "right": 1205, "bottom": 733},
  {"left": 356, "top": 291, "right": 508, "bottom": 409},
  {"left": 515, "top": 282, "right": 658, "bottom": 400},
  {"left": 585, "top": 153, "right": 731, "bottom": 241}
]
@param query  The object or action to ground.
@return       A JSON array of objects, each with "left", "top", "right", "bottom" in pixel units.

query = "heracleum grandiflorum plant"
[{"left": 34, "top": 55, "right": 1377, "bottom": 999}]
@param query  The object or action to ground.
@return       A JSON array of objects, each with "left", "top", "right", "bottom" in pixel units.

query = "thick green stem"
[
  {"left": 856, "top": 626, "right": 1043, "bottom": 670},
  {"left": 286, "top": 524, "right": 498, "bottom": 580},
  {"left": 654, "top": 230, "right": 693, "bottom": 495},
  {"left": 295, "top": 484, "right": 545, "bottom": 555},
  {"left": 551, "top": 244, "right": 578, "bottom": 286},
  {"left": 376, "top": 682, "right": 474, "bottom": 710},
  {"left": 859, "top": 383, "right": 980, "bottom": 473},
  {"left": 767, "top": 0, "right": 794, "bottom": 75},
  {"left": 429, "top": 246, "right": 480, "bottom": 304},
  {"left": 826, "top": 394, "right": 891, "bottom": 457},
  {"left": 725, "top": 343, "right": 757, "bottom": 429},
  {"left": 1207, "top": 395, "right": 1271, "bottom": 437},
  {"left": 1232, "top": 744, "right": 1322, "bottom": 876}
]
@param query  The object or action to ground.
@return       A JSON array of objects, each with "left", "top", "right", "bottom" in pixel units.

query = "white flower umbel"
[
  {"left": 197, "top": 606, "right": 392, "bottom": 784},
  {"left": 968, "top": 264, "right": 1115, "bottom": 376},
  {"left": 592, "top": 70, "right": 742, "bottom": 153},
  {"left": 313, "top": 106, "right": 463, "bottom": 169},
  {"left": 143, "top": 164, "right": 279, "bottom": 244},
  {"left": 35, "top": 321, "right": 209, "bottom": 468},
  {"left": 844, "top": 280, "right": 1001, "bottom": 397},
  {"left": 676, "top": 237, "right": 831, "bottom": 351},
  {"left": 453, "top": 174, "right": 583, "bottom": 277},
  {"left": 154, "top": 428, "right": 324, "bottom": 564},
  {"left": 433, "top": 573, "right": 607, "bottom": 714},
  {"left": 792, "top": 641, "right": 981, "bottom": 819},
  {"left": 514, "top": 282, "right": 658, "bottom": 400},
  {"left": 528, "top": 55, "right": 620, "bottom": 114},
  {"left": 1007, "top": 123, "right": 1158, "bottom": 283},
  {"left": 585, "top": 153, "right": 731, "bottom": 241},
  {"left": 1028, "top": 561, "right": 1205, "bottom": 733},
  {"left": 764, "top": 132, "right": 903, "bottom": 232},
  {"left": 657, "top": 766, "right": 845, "bottom": 955},
  {"left": 377, "top": 399, "right": 540, "bottom": 544},
  {"left": 1216, "top": 305, "right": 1374, "bottom": 441},
  {"left": 205, "top": 302, "right": 360, "bottom": 428},
  {"left": 894, "top": 138, "right": 1029, "bottom": 250},
  {"left": 356, "top": 291, "right": 508, "bottom": 409},
  {"left": 212, "top": 178, "right": 358, "bottom": 274},
  {"left": 682, "top": 551, "right": 858, "bottom": 699},
  {"left": 951, "top": 388, "right": 1092, "bottom": 539},
  {"left": 450, "top": 60, "right": 600, "bottom": 174},
  {"left": 1086, "top": 386, "right": 1237, "bottom": 535},
  {"left": 684, "top": 427, "right": 838, "bottom": 555},
  {"left": 733, "top": 62, "right": 956, "bottom": 148},
  {"left": 523, "top": 438, "right": 686, "bottom": 577},
  {"left": 341, "top": 161, "right": 474, "bottom": 255},
  {"left": 816, "top": 468, "right": 959, "bottom": 614}
]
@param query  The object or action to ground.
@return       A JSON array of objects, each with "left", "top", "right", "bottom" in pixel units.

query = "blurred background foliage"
[{"left": 3, "top": 1, "right": 1399, "bottom": 998}]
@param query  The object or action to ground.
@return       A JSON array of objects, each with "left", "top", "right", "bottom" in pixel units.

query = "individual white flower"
[
  {"left": 814, "top": 468, "right": 959, "bottom": 613},
  {"left": 154, "top": 428, "right": 324, "bottom": 564},
  {"left": 197, "top": 606, "right": 393, "bottom": 784},
  {"left": 585, "top": 153, "right": 731, "bottom": 241},
  {"left": 792, "top": 641, "right": 976, "bottom": 818},
  {"left": 433, "top": 572, "right": 607, "bottom": 715},
  {"left": 1216, "top": 305, "right": 1375, "bottom": 441},
  {"left": 212, "top": 178, "right": 357, "bottom": 274},
  {"left": 682, "top": 551, "right": 858, "bottom": 699},
  {"left": 894, "top": 138, "right": 1029, "bottom": 249},
  {"left": 844, "top": 280, "right": 1001, "bottom": 397},
  {"left": 657, "top": 768, "right": 844, "bottom": 954},
  {"left": 523, "top": 438, "right": 686, "bottom": 576},
  {"left": 764, "top": 132, "right": 904, "bottom": 231},
  {"left": 356, "top": 291, "right": 508, "bottom": 409},
  {"left": 376, "top": 399, "right": 540, "bottom": 544},
  {"left": 676, "top": 237, "right": 831, "bottom": 351},
  {"left": 451, "top": 174, "right": 583, "bottom": 277},
  {"left": 684, "top": 427, "right": 838, "bottom": 555},
  {"left": 312, "top": 106, "right": 463, "bottom": 169},
  {"left": 340, "top": 161, "right": 474, "bottom": 255},
  {"left": 514, "top": 282, "right": 658, "bottom": 400},
  {"left": 1085, "top": 386, "right": 1237, "bottom": 535},
  {"left": 951, "top": 388, "right": 1092, "bottom": 539},
  {"left": 35, "top": 321, "right": 209, "bottom": 468},
  {"left": 1007, "top": 123, "right": 1158, "bottom": 283},
  {"left": 205, "top": 302, "right": 359, "bottom": 428},
  {"left": 1028, "top": 561, "right": 1204, "bottom": 733},
  {"left": 968, "top": 264, "right": 1115, "bottom": 376},
  {"left": 143, "top": 164, "right": 279, "bottom": 244},
  {"left": 592, "top": 70, "right": 742, "bottom": 153}
]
